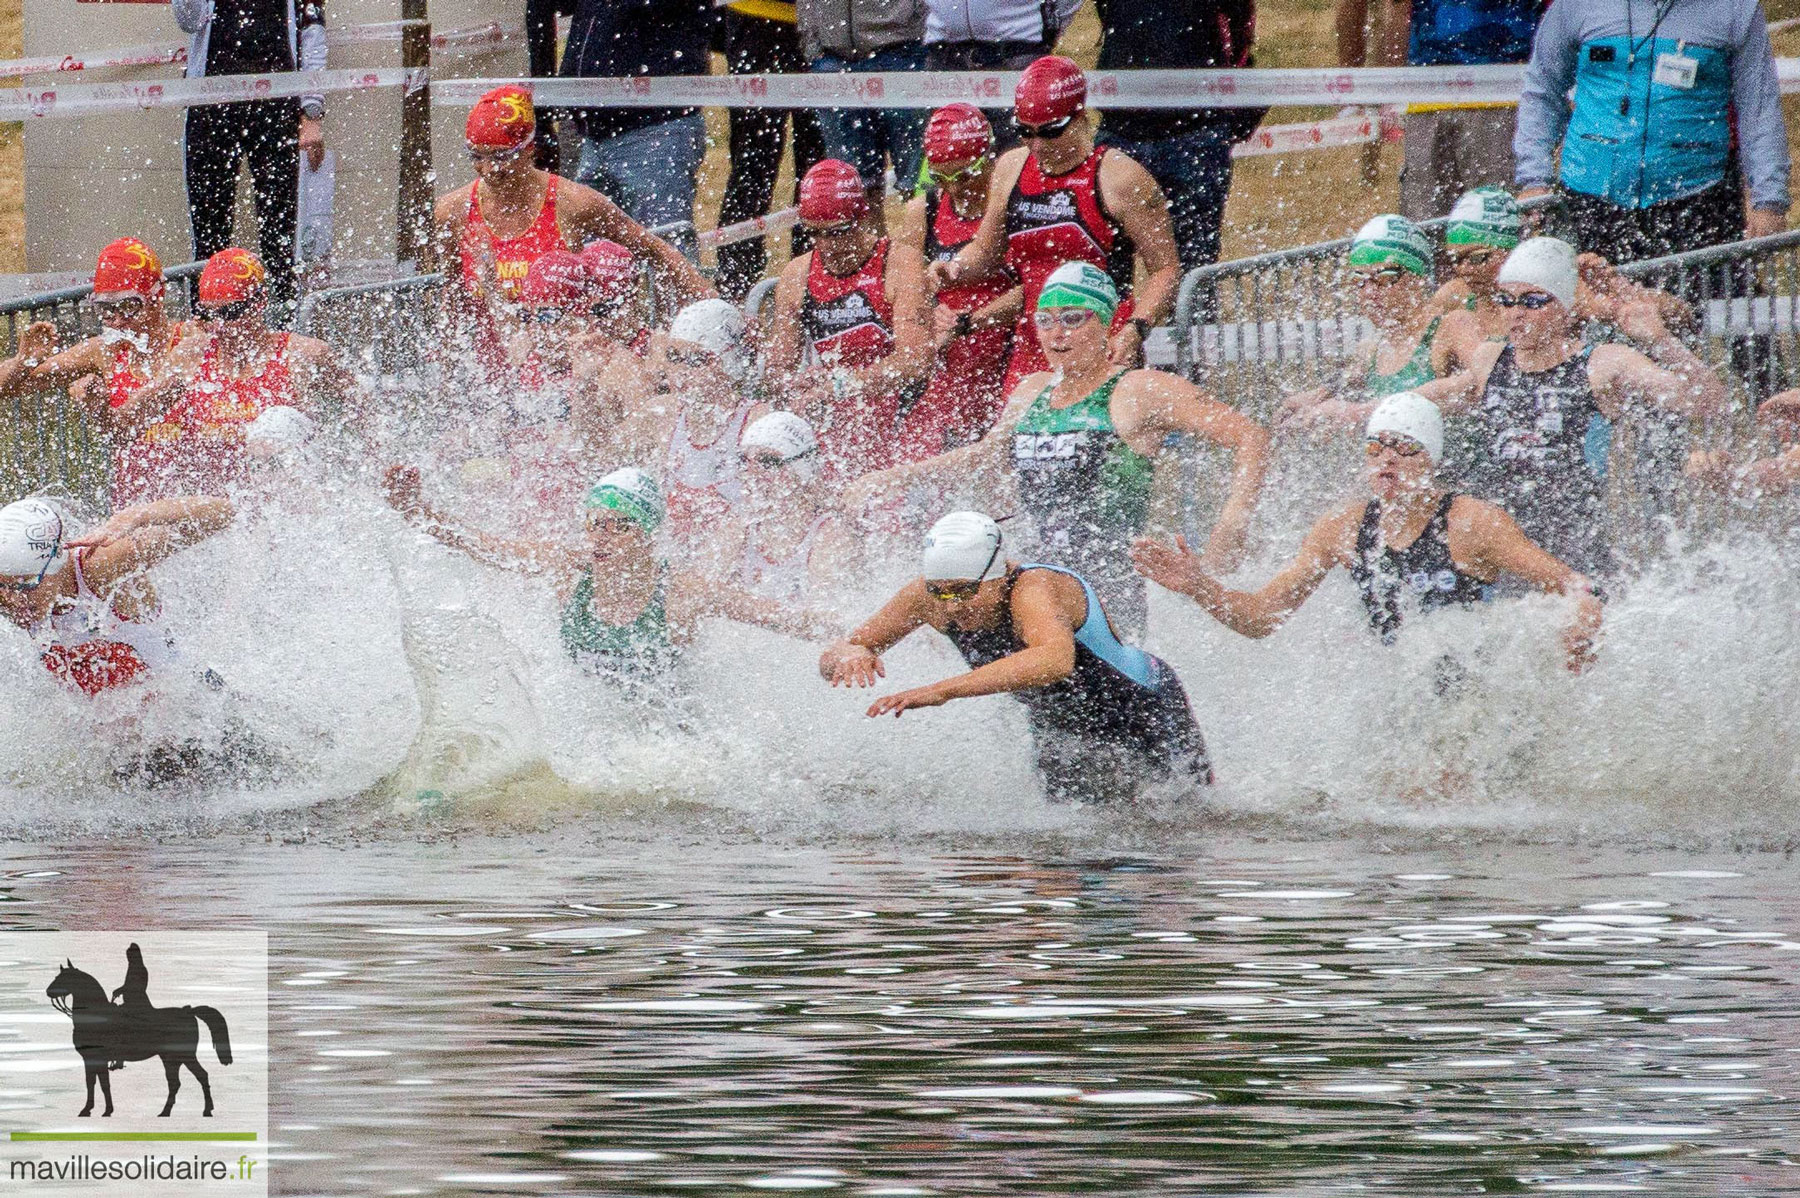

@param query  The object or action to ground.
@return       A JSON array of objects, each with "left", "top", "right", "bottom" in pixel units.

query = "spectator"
[
  {"left": 1337, "top": 0, "right": 1541, "bottom": 222},
  {"left": 715, "top": 0, "right": 829, "bottom": 301},
  {"left": 797, "top": 0, "right": 931, "bottom": 218},
  {"left": 173, "top": 0, "right": 326, "bottom": 322},
  {"left": 532, "top": 0, "right": 718, "bottom": 236},
  {"left": 1515, "top": 0, "right": 1790, "bottom": 262},
  {"left": 925, "top": 0, "right": 1084, "bottom": 146},
  {"left": 1094, "top": 0, "right": 1264, "bottom": 273}
]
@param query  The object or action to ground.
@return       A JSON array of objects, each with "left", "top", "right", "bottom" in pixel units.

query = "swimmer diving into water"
[{"left": 820, "top": 511, "right": 1212, "bottom": 803}]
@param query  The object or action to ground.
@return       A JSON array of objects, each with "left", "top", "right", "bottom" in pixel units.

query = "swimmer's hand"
[
  {"left": 1106, "top": 323, "right": 1145, "bottom": 368},
  {"left": 382, "top": 464, "right": 425, "bottom": 516},
  {"left": 1564, "top": 601, "right": 1602, "bottom": 674},
  {"left": 1130, "top": 534, "right": 1212, "bottom": 598},
  {"left": 928, "top": 259, "right": 962, "bottom": 291},
  {"left": 820, "top": 641, "right": 885, "bottom": 688},
  {"left": 15, "top": 321, "right": 58, "bottom": 365},
  {"left": 866, "top": 683, "right": 949, "bottom": 718}
]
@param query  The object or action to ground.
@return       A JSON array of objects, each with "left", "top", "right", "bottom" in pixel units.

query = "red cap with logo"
[
  {"left": 924, "top": 104, "right": 993, "bottom": 165},
  {"left": 1014, "top": 55, "right": 1087, "bottom": 125},
  {"left": 521, "top": 250, "right": 590, "bottom": 306},
  {"left": 465, "top": 84, "right": 536, "bottom": 150},
  {"left": 798, "top": 159, "right": 869, "bottom": 224},
  {"left": 197, "top": 248, "right": 267, "bottom": 306},
  {"left": 579, "top": 240, "right": 638, "bottom": 302},
  {"left": 92, "top": 238, "right": 165, "bottom": 300}
]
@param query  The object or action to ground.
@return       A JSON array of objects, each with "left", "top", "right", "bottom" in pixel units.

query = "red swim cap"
[
  {"left": 798, "top": 159, "right": 869, "bottom": 224},
  {"left": 91, "top": 237, "right": 164, "bottom": 299},
  {"left": 580, "top": 239, "right": 638, "bottom": 301},
  {"left": 521, "top": 250, "right": 589, "bottom": 306},
  {"left": 923, "top": 104, "right": 993, "bottom": 165},
  {"left": 197, "top": 248, "right": 267, "bottom": 306},
  {"left": 466, "top": 84, "right": 536, "bottom": 150},
  {"left": 1014, "top": 55, "right": 1087, "bottom": 124}
]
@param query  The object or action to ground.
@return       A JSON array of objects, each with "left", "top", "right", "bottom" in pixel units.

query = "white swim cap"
[
  {"left": 245, "top": 405, "right": 316, "bottom": 453},
  {"left": 0, "top": 498, "right": 70, "bottom": 582},
  {"left": 669, "top": 298, "right": 749, "bottom": 380},
  {"left": 1496, "top": 236, "right": 1578, "bottom": 309},
  {"left": 1365, "top": 391, "right": 1444, "bottom": 464},
  {"left": 741, "top": 411, "right": 819, "bottom": 462},
  {"left": 922, "top": 511, "right": 1006, "bottom": 583},
  {"left": 584, "top": 466, "right": 664, "bottom": 532}
]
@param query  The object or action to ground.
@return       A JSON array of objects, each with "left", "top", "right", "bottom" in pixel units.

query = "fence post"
[{"left": 396, "top": 0, "right": 433, "bottom": 269}]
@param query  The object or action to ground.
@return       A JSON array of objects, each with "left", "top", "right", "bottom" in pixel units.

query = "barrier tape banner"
[
  {"left": 0, "top": 67, "right": 422, "bottom": 121},
  {"left": 700, "top": 207, "right": 798, "bottom": 249},
  {"left": 1231, "top": 107, "right": 1403, "bottom": 158},
  {"left": 0, "top": 20, "right": 520, "bottom": 79}
]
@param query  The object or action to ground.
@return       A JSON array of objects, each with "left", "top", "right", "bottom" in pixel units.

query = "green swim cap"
[
  {"left": 1444, "top": 186, "right": 1522, "bottom": 249},
  {"left": 583, "top": 467, "right": 663, "bottom": 533},
  {"left": 1036, "top": 261, "right": 1120, "bottom": 324},
  {"left": 1347, "top": 214, "right": 1433, "bottom": 278}
]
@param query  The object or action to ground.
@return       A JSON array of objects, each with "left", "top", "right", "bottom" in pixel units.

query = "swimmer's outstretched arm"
[
  {"left": 846, "top": 374, "right": 1039, "bottom": 512},
  {"left": 67, "top": 496, "right": 235, "bottom": 591},
  {"left": 1132, "top": 506, "right": 1358, "bottom": 640},
  {"left": 679, "top": 575, "right": 838, "bottom": 643},
  {"left": 862, "top": 572, "right": 1078, "bottom": 718},
  {"left": 1450, "top": 498, "right": 1604, "bottom": 673},
  {"left": 1123, "top": 371, "right": 1271, "bottom": 574},
  {"left": 819, "top": 584, "right": 932, "bottom": 688},
  {"left": 380, "top": 464, "right": 574, "bottom": 578}
]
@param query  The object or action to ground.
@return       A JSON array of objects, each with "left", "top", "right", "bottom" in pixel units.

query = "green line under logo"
[{"left": 9, "top": 1131, "right": 258, "bottom": 1142}]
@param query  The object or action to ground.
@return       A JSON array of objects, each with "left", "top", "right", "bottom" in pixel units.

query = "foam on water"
[{"left": 5, "top": 426, "right": 1800, "bottom": 847}]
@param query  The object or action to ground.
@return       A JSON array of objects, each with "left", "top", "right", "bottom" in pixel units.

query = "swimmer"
[
  {"left": 930, "top": 55, "right": 1182, "bottom": 390},
  {"left": 1131, "top": 392, "right": 1606, "bottom": 671},
  {"left": 382, "top": 465, "right": 824, "bottom": 686},
  {"left": 0, "top": 494, "right": 234, "bottom": 697},
  {"left": 820, "top": 510, "right": 1213, "bottom": 804},
  {"left": 853, "top": 262, "right": 1270, "bottom": 637},
  {"left": 105, "top": 249, "right": 359, "bottom": 506},
  {"left": 892, "top": 104, "right": 1023, "bottom": 459},
  {"left": 576, "top": 239, "right": 653, "bottom": 357},
  {"left": 729, "top": 412, "right": 859, "bottom": 607},
  {"left": 1281, "top": 215, "right": 1481, "bottom": 430},
  {"left": 1420, "top": 237, "right": 1728, "bottom": 575},
  {"left": 1686, "top": 386, "right": 1800, "bottom": 495},
  {"left": 1434, "top": 188, "right": 1523, "bottom": 341},
  {"left": 430, "top": 84, "right": 712, "bottom": 375},
  {"left": 764, "top": 159, "right": 935, "bottom": 478}
]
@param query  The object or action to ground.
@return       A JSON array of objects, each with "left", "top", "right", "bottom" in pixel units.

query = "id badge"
[{"left": 1653, "top": 51, "right": 1699, "bottom": 89}]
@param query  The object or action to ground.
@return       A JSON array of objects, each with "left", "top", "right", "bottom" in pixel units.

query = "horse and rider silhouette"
[{"left": 46, "top": 945, "right": 232, "bottom": 1118}]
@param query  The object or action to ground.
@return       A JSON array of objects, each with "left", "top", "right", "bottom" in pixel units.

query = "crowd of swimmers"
[{"left": 0, "top": 54, "right": 1786, "bottom": 802}]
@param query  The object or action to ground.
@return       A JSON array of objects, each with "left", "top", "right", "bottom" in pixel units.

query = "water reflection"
[{"left": 0, "top": 837, "right": 1793, "bottom": 1195}]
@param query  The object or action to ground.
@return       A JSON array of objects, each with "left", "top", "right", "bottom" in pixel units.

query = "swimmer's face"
[
  {"left": 1034, "top": 306, "right": 1108, "bottom": 368},
  {"left": 1364, "top": 435, "right": 1434, "bottom": 501},
  {"left": 583, "top": 512, "right": 651, "bottom": 563},
  {"left": 652, "top": 337, "right": 727, "bottom": 397},
  {"left": 1498, "top": 283, "right": 1567, "bottom": 348},
  {"left": 739, "top": 448, "right": 811, "bottom": 511},
  {"left": 925, "top": 152, "right": 990, "bottom": 196},
  {"left": 1447, "top": 244, "right": 1505, "bottom": 289},
  {"left": 468, "top": 139, "right": 532, "bottom": 185},
  {"left": 1352, "top": 264, "right": 1425, "bottom": 320},
  {"left": 933, "top": 575, "right": 1008, "bottom": 630},
  {"left": 197, "top": 295, "right": 267, "bottom": 338},
  {"left": 90, "top": 292, "right": 159, "bottom": 338}
]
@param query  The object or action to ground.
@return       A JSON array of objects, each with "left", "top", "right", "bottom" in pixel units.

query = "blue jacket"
[{"left": 1514, "top": 0, "right": 1789, "bottom": 211}]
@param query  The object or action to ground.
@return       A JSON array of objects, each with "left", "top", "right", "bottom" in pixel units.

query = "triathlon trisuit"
[
  {"left": 946, "top": 564, "right": 1211, "bottom": 803},
  {"left": 559, "top": 565, "right": 678, "bottom": 680},
  {"left": 105, "top": 326, "right": 185, "bottom": 411},
  {"left": 1471, "top": 343, "right": 1612, "bottom": 576},
  {"left": 1348, "top": 493, "right": 1488, "bottom": 645},
  {"left": 665, "top": 398, "right": 756, "bottom": 528},
  {"left": 35, "top": 548, "right": 177, "bottom": 697},
  {"left": 1010, "top": 369, "right": 1153, "bottom": 636},
  {"left": 113, "top": 334, "right": 296, "bottom": 506},
  {"left": 1002, "top": 146, "right": 1136, "bottom": 390},
  {"left": 738, "top": 515, "right": 830, "bottom": 605},
  {"left": 800, "top": 240, "right": 902, "bottom": 475},
  {"left": 1366, "top": 316, "right": 1441, "bottom": 398},
  {"left": 457, "top": 175, "right": 567, "bottom": 371},
  {"left": 900, "top": 187, "right": 1015, "bottom": 462}
]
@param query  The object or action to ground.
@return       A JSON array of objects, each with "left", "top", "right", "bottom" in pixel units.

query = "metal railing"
[{"left": 1169, "top": 195, "right": 1565, "bottom": 408}]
